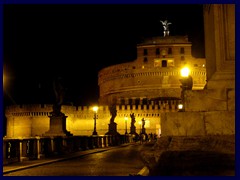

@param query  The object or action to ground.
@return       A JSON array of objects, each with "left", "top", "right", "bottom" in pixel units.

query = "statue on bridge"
[
  {"left": 109, "top": 105, "right": 117, "bottom": 123},
  {"left": 105, "top": 104, "right": 120, "bottom": 136},
  {"left": 130, "top": 113, "right": 136, "bottom": 133},
  {"left": 45, "top": 76, "right": 72, "bottom": 136},
  {"left": 51, "top": 77, "right": 65, "bottom": 117},
  {"left": 141, "top": 118, "right": 146, "bottom": 135},
  {"left": 129, "top": 113, "right": 139, "bottom": 140}
]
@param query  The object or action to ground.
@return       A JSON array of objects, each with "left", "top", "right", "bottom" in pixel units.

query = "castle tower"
[{"left": 98, "top": 35, "right": 206, "bottom": 106}]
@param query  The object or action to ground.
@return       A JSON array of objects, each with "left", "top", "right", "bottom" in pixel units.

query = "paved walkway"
[{"left": 3, "top": 143, "right": 150, "bottom": 176}]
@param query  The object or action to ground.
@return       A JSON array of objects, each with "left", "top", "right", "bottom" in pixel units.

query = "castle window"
[
  {"left": 144, "top": 57, "right": 148, "bottom": 63},
  {"left": 181, "top": 56, "right": 185, "bottom": 60},
  {"left": 135, "top": 98, "right": 140, "bottom": 105},
  {"left": 161, "top": 49, "right": 166, "bottom": 56},
  {"left": 129, "top": 99, "right": 133, "bottom": 105},
  {"left": 143, "top": 49, "right": 148, "bottom": 56},
  {"left": 120, "top": 99, "right": 125, "bottom": 105},
  {"left": 156, "top": 48, "right": 160, "bottom": 55},
  {"left": 168, "top": 48, "right": 172, "bottom": 54},
  {"left": 154, "top": 59, "right": 161, "bottom": 67},
  {"left": 167, "top": 59, "right": 174, "bottom": 67},
  {"left": 162, "top": 60, "right": 167, "bottom": 67},
  {"left": 180, "top": 47, "right": 185, "bottom": 54},
  {"left": 194, "top": 64, "right": 198, "bottom": 67},
  {"left": 143, "top": 98, "right": 148, "bottom": 105}
]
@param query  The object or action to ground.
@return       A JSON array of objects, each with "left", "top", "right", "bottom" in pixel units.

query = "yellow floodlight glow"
[
  {"left": 93, "top": 106, "right": 98, "bottom": 112},
  {"left": 181, "top": 67, "right": 190, "bottom": 77},
  {"left": 178, "top": 104, "right": 183, "bottom": 110}
]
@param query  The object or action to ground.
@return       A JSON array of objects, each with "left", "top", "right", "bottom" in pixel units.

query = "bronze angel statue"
[{"left": 160, "top": 20, "right": 172, "bottom": 37}]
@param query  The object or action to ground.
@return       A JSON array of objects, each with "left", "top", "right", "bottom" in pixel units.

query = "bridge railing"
[{"left": 3, "top": 134, "right": 134, "bottom": 165}]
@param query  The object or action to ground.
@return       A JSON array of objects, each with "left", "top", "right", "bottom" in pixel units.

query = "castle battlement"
[
  {"left": 5, "top": 101, "right": 181, "bottom": 117},
  {"left": 137, "top": 36, "right": 191, "bottom": 46}
]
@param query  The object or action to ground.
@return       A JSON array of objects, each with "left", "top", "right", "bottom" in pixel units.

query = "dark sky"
[{"left": 3, "top": 4, "right": 205, "bottom": 106}]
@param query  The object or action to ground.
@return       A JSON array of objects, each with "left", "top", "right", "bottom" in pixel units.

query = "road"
[{"left": 4, "top": 142, "right": 153, "bottom": 176}]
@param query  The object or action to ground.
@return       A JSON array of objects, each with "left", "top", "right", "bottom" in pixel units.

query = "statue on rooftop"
[{"left": 160, "top": 20, "right": 172, "bottom": 37}]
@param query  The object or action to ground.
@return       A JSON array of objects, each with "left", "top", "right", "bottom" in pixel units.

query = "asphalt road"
[{"left": 4, "top": 143, "right": 151, "bottom": 176}]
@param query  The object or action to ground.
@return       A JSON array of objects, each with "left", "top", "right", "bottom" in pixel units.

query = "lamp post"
[
  {"left": 92, "top": 106, "right": 98, "bottom": 135},
  {"left": 179, "top": 67, "right": 193, "bottom": 111},
  {"left": 124, "top": 117, "right": 128, "bottom": 134}
]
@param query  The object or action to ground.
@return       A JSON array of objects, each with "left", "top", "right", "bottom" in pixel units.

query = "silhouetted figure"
[
  {"left": 45, "top": 77, "right": 72, "bottom": 136},
  {"left": 51, "top": 77, "right": 65, "bottom": 117},
  {"left": 141, "top": 118, "right": 146, "bottom": 134},
  {"left": 129, "top": 113, "right": 139, "bottom": 141},
  {"left": 109, "top": 105, "right": 117, "bottom": 123},
  {"left": 130, "top": 113, "right": 137, "bottom": 134},
  {"left": 105, "top": 105, "right": 120, "bottom": 137}
]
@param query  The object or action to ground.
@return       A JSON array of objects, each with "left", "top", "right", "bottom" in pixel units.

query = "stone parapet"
[{"left": 161, "top": 111, "right": 235, "bottom": 136}]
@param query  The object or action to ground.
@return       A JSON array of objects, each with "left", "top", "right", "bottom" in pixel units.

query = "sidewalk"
[{"left": 3, "top": 143, "right": 150, "bottom": 176}]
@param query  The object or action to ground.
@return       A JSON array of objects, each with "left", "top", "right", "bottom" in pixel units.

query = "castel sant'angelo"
[{"left": 5, "top": 21, "right": 207, "bottom": 138}]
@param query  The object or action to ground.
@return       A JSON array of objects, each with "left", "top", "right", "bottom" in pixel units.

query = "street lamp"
[
  {"left": 124, "top": 117, "right": 128, "bottom": 134},
  {"left": 179, "top": 67, "right": 193, "bottom": 111},
  {"left": 178, "top": 103, "right": 184, "bottom": 112},
  {"left": 92, "top": 106, "right": 98, "bottom": 135},
  {"left": 180, "top": 67, "right": 190, "bottom": 77}
]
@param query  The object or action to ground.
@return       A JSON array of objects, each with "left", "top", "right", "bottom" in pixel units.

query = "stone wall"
[
  {"left": 5, "top": 103, "right": 182, "bottom": 138},
  {"left": 161, "top": 111, "right": 235, "bottom": 137},
  {"left": 98, "top": 63, "right": 206, "bottom": 105}
]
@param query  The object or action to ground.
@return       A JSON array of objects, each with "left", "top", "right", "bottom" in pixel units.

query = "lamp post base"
[{"left": 92, "top": 131, "right": 98, "bottom": 135}]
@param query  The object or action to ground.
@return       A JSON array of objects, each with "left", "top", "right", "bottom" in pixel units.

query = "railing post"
[
  {"left": 19, "top": 139, "right": 23, "bottom": 162},
  {"left": 36, "top": 136, "right": 41, "bottom": 159},
  {"left": 22, "top": 139, "right": 28, "bottom": 160},
  {"left": 50, "top": 137, "right": 55, "bottom": 153},
  {"left": 3, "top": 139, "right": 7, "bottom": 164},
  {"left": 99, "top": 136, "right": 102, "bottom": 148},
  {"left": 62, "top": 137, "right": 67, "bottom": 153}
]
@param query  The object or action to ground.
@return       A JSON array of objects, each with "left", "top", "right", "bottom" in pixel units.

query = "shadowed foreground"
[
  {"left": 149, "top": 150, "right": 234, "bottom": 176},
  {"left": 141, "top": 135, "right": 235, "bottom": 176}
]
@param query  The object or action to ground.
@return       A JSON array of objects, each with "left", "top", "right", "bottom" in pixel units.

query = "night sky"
[{"left": 3, "top": 4, "right": 205, "bottom": 107}]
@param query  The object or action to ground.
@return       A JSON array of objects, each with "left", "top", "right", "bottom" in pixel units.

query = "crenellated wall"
[{"left": 5, "top": 102, "right": 180, "bottom": 138}]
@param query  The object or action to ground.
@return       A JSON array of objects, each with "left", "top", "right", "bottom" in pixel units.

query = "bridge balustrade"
[{"left": 3, "top": 134, "right": 133, "bottom": 165}]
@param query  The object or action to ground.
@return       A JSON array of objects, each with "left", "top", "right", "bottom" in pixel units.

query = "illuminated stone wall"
[
  {"left": 160, "top": 4, "right": 235, "bottom": 137},
  {"left": 98, "top": 36, "right": 206, "bottom": 105},
  {"left": 5, "top": 102, "right": 180, "bottom": 138}
]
